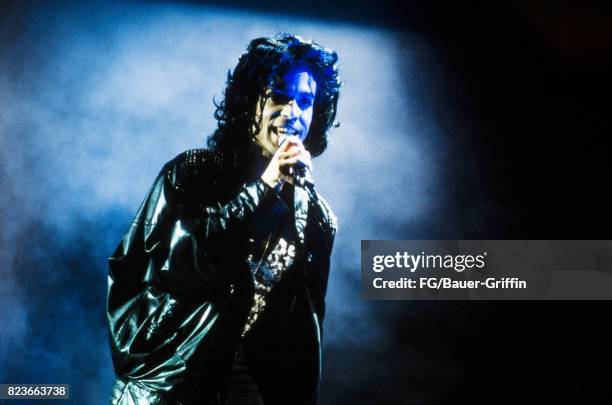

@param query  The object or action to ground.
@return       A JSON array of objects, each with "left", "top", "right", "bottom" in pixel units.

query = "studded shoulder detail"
[
  {"left": 184, "top": 148, "right": 224, "bottom": 175},
  {"left": 162, "top": 148, "right": 225, "bottom": 197}
]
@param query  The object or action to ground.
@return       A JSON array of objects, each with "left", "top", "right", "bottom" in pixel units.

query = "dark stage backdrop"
[{"left": 1, "top": 1, "right": 610, "bottom": 404}]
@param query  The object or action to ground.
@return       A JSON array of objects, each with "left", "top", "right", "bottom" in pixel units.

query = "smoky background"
[{"left": 1, "top": 0, "right": 610, "bottom": 404}]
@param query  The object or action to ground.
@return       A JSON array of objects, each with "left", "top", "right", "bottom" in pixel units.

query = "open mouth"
[{"left": 273, "top": 126, "right": 299, "bottom": 136}]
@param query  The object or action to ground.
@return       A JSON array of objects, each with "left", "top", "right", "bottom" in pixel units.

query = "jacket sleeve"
[
  {"left": 146, "top": 157, "right": 275, "bottom": 298},
  {"left": 107, "top": 154, "right": 273, "bottom": 391}
]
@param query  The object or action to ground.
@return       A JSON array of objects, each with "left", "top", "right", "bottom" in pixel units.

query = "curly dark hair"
[{"left": 207, "top": 34, "right": 341, "bottom": 160}]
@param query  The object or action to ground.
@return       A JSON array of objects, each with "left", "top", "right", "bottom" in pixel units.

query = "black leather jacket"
[{"left": 107, "top": 149, "right": 336, "bottom": 405}]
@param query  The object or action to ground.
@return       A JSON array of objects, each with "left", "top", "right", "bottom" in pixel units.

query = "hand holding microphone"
[
  {"left": 261, "top": 135, "right": 313, "bottom": 189},
  {"left": 279, "top": 134, "right": 314, "bottom": 188}
]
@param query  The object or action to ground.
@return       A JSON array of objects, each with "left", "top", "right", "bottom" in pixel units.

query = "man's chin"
[{"left": 259, "top": 146, "right": 275, "bottom": 159}]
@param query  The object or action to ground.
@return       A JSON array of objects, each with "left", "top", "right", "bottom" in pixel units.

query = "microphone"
[
  {"left": 293, "top": 161, "right": 314, "bottom": 189},
  {"left": 278, "top": 134, "right": 314, "bottom": 189}
]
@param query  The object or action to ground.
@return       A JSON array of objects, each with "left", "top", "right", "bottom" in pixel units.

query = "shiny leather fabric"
[{"left": 107, "top": 149, "right": 336, "bottom": 405}]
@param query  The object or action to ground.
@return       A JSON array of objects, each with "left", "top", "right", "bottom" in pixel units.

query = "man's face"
[{"left": 253, "top": 68, "right": 317, "bottom": 157}]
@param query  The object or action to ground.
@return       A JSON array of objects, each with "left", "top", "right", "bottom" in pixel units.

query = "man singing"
[{"left": 107, "top": 34, "right": 341, "bottom": 405}]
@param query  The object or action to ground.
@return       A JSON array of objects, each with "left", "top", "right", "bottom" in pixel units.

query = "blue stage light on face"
[{"left": 255, "top": 69, "right": 317, "bottom": 156}]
